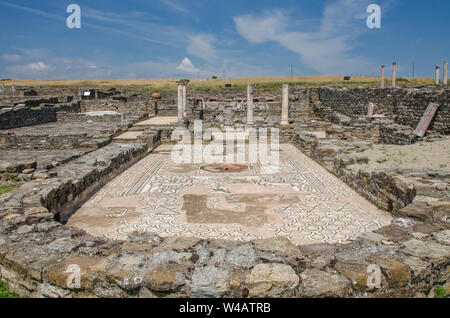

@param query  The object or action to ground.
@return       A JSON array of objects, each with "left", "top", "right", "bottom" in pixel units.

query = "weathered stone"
[
  {"left": 41, "top": 282, "right": 72, "bottom": 298},
  {"left": 392, "top": 218, "right": 416, "bottom": 229},
  {"left": 335, "top": 261, "right": 386, "bottom": 292},
  {"left": 47, "top": 238, "right": 80, "bottom": 253},
  {"left": 398, "top": 202, "right": 433, "bottom": 221},
  {"left": 299, "top": 269, "right": 350, "bottom": 297},
  {"left": 144, "top": 264, "right": 188, "bottom": 293},
  {"left": 190, "top": 266, "right": 230, "bottom": 298},
  {"left": 374, "top": 225, "right": 412, "bottom": 243},
  {"left": 402, "top": 239, "right": 450, "bottom": 263},
  {"left": 433, "top": 230, "right": 450, "bottom": 246},
  {"left": 365, "top": 254, "right": 411, "bottom": 288},
  {"left": 226, "top": 244, "right": 257, "bottom": 269},
  {"left": 43, "top": 256, "right": 99, "bottom": 290},
  {"left": 229, "top": 270, "right": 249, "bottom": 297},
  {"left": 153, "top": 237, "right": 200, "bottom": 252},
  {"left": 245, "top": 264, "right": 299, "bottom": 297},
  {"left": 16, "top": 224, "right": 35, "bottom": 234},
  {"left": 359, "top": 232, "right": 388, "bottom": 243}
]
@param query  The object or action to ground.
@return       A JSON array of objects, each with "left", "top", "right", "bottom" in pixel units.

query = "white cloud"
[
  {"left": 186, "top": 34, "right": 219, "bottom": 63},
  {"left": 234, "top": 10, "right": 286, "bottom": 44},
  {"left": 8, "top": 61, "right": 49, "bottom": 75},
  {"left": 2, "top": 54, "right": 22, "bottom": 62},
  {"left": 234, "top": 0, "right": 376, "bottom": 75},
  {"left": 176, "top": 57, "right": 199, "bottom": 74},
  {"left": 28, "top": 61, "right": 47, "bottom": 71}
]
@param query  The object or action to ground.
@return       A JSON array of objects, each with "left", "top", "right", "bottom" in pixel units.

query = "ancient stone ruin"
[{"left": 0, "top": 82, "right": 449, "bottom": 298}]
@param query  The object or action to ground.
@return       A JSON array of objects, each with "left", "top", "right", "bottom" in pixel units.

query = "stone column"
[
  {"left": 435, "top": 66, "right": 440, "bottom": 84},
  {"left": 392, "top": 62, "right": 397, "bottom": 87},
  {"left": 381, "top": 65, "right": 385, "bottom": 88},
  {"left": 11, "top": 84, "right": 15, "bottom": 95},
  {"left": 367, "top": 102, "right": 375, "bottom": 117},
  {"left": 444, "top": 61, "right": 448, "bottom": 85},
  {"left": 182, "top": 84, "right": 187, "bottom": 117},
  {"left": 281, "top": 84, "right": 289, "bottom": 125},
  {"left": 177, "top": 84, "right": 184, "bottom": 122},
  {"left": 224, "top": 105, "right": 235, "bottom": 126},
  {"left": 1, "top": 84, "right": 4, "bottom": 95},
  {"left": 246, "top": 84, "right": 254, "bottom": 125}
]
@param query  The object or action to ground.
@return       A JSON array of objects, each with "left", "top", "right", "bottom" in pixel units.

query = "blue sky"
[{"left": 0, "top": 0, "right": 448, "bottom": 79}]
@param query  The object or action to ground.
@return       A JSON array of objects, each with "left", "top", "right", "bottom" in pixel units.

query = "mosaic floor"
[{"left": 68, "top": 144, "right": 392, "bottom": 245}]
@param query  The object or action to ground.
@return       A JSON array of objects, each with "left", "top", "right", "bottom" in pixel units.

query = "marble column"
[
  {"left": 182, "top": 84, "right": 187, "bottom": 117},
  {"left": 11, "top": 84, "right": 15, "bottom": 95},
  {"left": 281, "top": 84, "right": 289, "bottom": 125},
  {"left": 435, "top": 66, "right": 441, "bottom": 84},
  {"left": 392, "top": 62, "right": 397, "bottom": 87},
  {"left": 177, "top": 84, "right": 184, "bottom": 122},
  {"left": 444, "top": 61, "right": 448, "bottom": 85},
  {"left": 381, "top": 65, "right": 385, "bottom": 88},
  {"left": 246, "top": 84, "right": 254, "bottom": 125}
]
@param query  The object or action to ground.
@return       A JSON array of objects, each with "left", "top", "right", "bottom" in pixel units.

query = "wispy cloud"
[
  {"left": 0, "top": 1, "right": 179, "bottom": 48},
  {"left": 160, "top": 0, "right": 190, "bottom": 14},
  {"left": 234, "top": 0, "right": 376, "bottom": 75},
  {"left": 1, "top": 54, "right": 22, "bottom": 62}
]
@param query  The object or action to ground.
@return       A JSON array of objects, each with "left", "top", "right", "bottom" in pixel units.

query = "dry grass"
[{"left": 1, "top": 76, "right": 436, "bottom": 91}]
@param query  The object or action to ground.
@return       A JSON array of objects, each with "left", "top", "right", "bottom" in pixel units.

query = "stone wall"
[
  {"left": 0, "top": 102, "right": 81, "bottom": 130},
  {"left": 317, "top": 87, "right": 449, "bottom": 134},
  {"left": 80, "top": 100, "right": 149, "bottom": 114}
]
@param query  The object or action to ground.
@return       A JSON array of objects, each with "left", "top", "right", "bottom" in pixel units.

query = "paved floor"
[
  {"left": 68, "top": 144, "right": 392, "bottom": 245},
  {"left": 113, "top": 131, "right": 144, "bottom": 140},
  {"left": 134, "top": 116, "right": 178, "bottom": 126}
]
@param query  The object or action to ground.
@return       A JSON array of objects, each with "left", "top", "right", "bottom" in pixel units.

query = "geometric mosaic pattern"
[{"left": 69, "top": 144, "right": 392, "bottom": 245}]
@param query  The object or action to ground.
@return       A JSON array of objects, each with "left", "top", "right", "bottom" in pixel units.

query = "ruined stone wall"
[
  {"left": 317, "top": 87, "right": 449, "bottom": 134},
  {"left": 0, "top": 103, "right": 80, "bottom": 130},
  {"left": 80, "top": 100, "right": 149, "bottom": 114}
]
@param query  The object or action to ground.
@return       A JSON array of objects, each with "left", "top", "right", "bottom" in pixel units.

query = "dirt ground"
[{"left": 355, "top": 137, "right": 450, "bottom": 171}]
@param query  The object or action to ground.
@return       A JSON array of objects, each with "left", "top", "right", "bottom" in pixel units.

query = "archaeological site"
[
  {"left": 0, "top": 1, "right": 449, "bottom": 304},
  {"left": 0, "top": 76, "right": 448, "bottom": 299}
]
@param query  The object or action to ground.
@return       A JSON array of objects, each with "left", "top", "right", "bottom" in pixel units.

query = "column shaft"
[
  {"left": 182, "top": 85, "right": 187, "bottom": 117},
  {"left": 281, "top": 84, "right": 289, "bottom": 125},
  {"left": 392, "top": 62, "right": 397, "bottom": 87},
  {"left": 247, "top": 85, "right": 254, "bottom": 125},
  {"left": 444, "top": 61, "right": 448, "bottom": 85},
  {"left": 435, "top": 66, "right": 441, "bottom": 84},
  {"left": 177, "top": 84, "right": 184, "bottom": 122}
]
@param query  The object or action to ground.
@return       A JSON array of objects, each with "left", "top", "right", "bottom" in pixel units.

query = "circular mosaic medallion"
[{"left": 201, "top": 163, "right": 249, "bottom": 173}]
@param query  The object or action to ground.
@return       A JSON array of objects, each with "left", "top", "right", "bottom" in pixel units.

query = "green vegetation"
[
  {"left": 0, "top": 186, "right": 14, "bottom": 195},
  {"left": 434, "top": 285, "right": 449, "bottom": 298},
  {"left": 0, "top": 280, "right": 19, "bottom": 298},
  {"left": 377, "top": 199, "right": 385, "bottom": 210}
]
